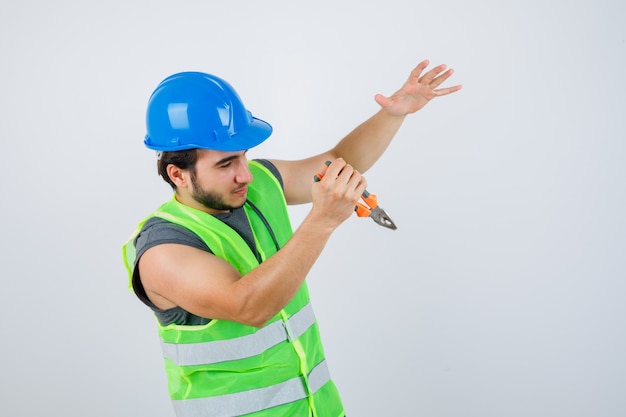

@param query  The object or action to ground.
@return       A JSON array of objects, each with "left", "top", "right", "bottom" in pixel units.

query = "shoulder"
[
  {"left": 252, "top": 158, "right": 284, "bottom": 189},
  {"left": 134, "top": 217, "right": 209, "bottom": 262}
]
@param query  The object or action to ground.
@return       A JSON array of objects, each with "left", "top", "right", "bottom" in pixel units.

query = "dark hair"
[{"left": 157, "top": 149, "right": 199, "bottom": 190}]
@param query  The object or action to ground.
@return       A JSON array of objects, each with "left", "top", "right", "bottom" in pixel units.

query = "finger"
[
  {"left": 325, "top": 158, "right": 347, "bottom": 181},
  {"left": 407, "top": 59, "right": 430, "bottom": 82},
  {"left": 428, "top": 68, "right": 455, "bottom": 89},
  {"left": 335, "top": 162, "right": 355, "bottom": 185},
  {"left": 344, "top": 169, "right": 366, "bottom": 201},
  {"left": 433, "top": 84, "right": 463, "bottom": 96},
  {"left": 355, "top": 174, "right": 367, "bottom": 196},
  {"left": 418, "top": 63, "right": 448, "bottom": 84}
]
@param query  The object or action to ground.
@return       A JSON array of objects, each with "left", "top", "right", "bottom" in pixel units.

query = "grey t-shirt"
[{"left": 132, "top": 159, "right": 283, "bottom": 326}]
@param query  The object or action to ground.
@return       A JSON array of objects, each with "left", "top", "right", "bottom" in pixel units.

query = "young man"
[{"left": 123, "top": 60, "right": 461, "bottom": 417}]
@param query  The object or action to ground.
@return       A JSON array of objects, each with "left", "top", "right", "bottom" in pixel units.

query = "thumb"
[{"left": 374, "top": 93, "right": 391, "bottom": 108}]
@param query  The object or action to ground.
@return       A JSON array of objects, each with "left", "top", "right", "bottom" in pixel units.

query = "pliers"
[
  {"left": 355, "top": 189, "right": 398, "bottom": 230},
  {"left": 314, "top": 161, "right": 398, "bottom": 231}
]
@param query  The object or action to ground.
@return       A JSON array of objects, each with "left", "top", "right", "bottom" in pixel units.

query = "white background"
[{"left": 1, "top": 1, "right": 625, "bottom": 416}]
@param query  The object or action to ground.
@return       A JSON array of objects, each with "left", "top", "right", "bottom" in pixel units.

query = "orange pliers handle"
[{"left": 355, "top": 190, "right": 377, "bottom": 218}]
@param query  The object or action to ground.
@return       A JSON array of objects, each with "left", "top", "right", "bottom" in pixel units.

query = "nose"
[{"left": 235, "top": 161, "right": 253, "bottom": 184}]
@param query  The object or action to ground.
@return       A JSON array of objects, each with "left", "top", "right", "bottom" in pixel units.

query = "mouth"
[{"left": 234, "top": 186, "right": 248, "bottom": 195}]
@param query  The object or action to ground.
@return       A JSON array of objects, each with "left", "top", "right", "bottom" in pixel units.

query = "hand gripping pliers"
[{"left": 314, "top": 161, "right": 398, "bottom": 231}]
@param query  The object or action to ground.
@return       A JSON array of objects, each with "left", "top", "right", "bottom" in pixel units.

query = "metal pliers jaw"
[{"left": 355, "top": 190, "right": 398, "bottom": 230}]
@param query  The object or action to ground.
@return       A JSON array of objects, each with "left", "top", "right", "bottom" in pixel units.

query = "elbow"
[
  {"left": 248, "top": 317, "right": 271, "bottom": 329},
  {"left": 230, "top": 279, "right": 282, "bottom": 328},
  {"left": 233, "top": 297, "right": 276, "bottom": 329},
  {"left": 237, "top": 311, "right": 273, "bottom": 329}
]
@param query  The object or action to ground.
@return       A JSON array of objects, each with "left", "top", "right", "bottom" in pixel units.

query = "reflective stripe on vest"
[
  {"left": 162, "top": 302, "right": 316, "bottom": 366},
  {"left": 172, "top": 359, "right": 331, "bottom": 417}
]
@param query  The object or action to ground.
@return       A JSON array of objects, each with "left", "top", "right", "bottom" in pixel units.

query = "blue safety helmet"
[{"left": 144, "top": 72, "right": 272, "bottom": 152}]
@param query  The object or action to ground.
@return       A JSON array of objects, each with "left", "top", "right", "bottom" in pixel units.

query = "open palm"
[{"left": 374, "top": 60, "right": 462, "bottom": 116}]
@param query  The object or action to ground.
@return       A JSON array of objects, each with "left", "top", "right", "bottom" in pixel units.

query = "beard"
[{"left": 190, "top": 175, "right": 245, "bottom": 211}]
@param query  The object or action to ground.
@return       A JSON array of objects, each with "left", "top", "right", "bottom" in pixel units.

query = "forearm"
[
  {"left": 331, "top": 108, "right": 406, "bottom": 173},
  {"left": 233, "top": 213, "right": 335, "bottom": 327},
  {"left": 234, "top": 160, "right": 364, "bottom": 327},
  {"left": 273, "top": 109, "right": 407, "bottom": 205}
]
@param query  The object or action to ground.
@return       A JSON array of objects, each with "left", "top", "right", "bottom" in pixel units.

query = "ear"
[{"left": 166, "top": 164, "right": 189, "bottom": 188}]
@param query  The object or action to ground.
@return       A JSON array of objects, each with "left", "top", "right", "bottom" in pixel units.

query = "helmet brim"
[
  {"left": 144, "top": 116, "right": 272, "bottom": 152},
  {"left": 216, "top": 117, "right": 273, "bottom": 152}
]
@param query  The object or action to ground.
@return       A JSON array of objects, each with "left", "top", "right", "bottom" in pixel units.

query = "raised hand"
[{"left": 374, "top": 59, "right": 462, "bottom": 116}]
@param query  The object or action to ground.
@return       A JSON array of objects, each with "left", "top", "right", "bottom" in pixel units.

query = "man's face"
[{"left": 187, "top": 149, "right": 252, "bottom": 213}]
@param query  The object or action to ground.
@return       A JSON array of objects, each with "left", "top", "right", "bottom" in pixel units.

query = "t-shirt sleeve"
[
  {"left": 131, "top": 217, "right": 210, "bottom": 310},
  {"left": 134, "top": 216, "right": 210, "bottom": 263}
]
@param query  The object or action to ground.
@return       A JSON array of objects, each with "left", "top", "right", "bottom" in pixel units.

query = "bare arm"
[
  {"left": 137, "top": 61, "right": 460, "bottom": 327},
  {"left": 272, "top": 59, "right": 462, "bottom": 205},
  {"left": 139, "top": 159, "right": 366, "bottom": 328}
]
